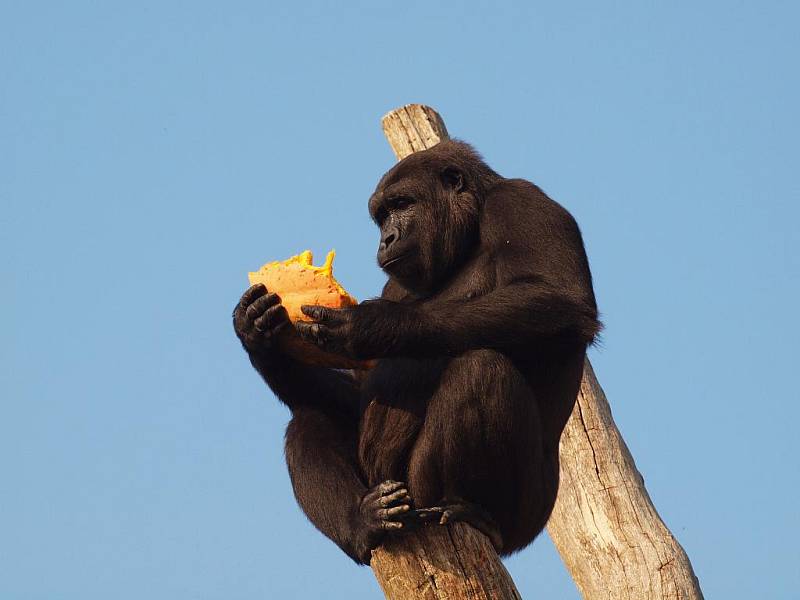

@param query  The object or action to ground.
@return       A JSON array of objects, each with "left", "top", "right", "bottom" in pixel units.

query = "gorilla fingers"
[
  {"left": 296, "top": 300, "right": 420, "bottom": 360},
  {"left": 233, "top": 283, "right": 290, "bottom": 355}
]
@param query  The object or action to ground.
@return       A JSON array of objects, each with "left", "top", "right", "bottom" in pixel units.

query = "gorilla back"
[{"left": 233, "top": 140, "right": 600, "bottom": 563}]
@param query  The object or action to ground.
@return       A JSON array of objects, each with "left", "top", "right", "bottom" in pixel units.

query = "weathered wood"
[
  {"left": 371, "top": 523, "right": 521, "bottom": 600},
  {"left": 381, "top": 104, "right": 449, "bottom": 160},
  {"left": 373, "top": 104, "right": 704, "bottom": 600},
  {"left": 548, "top": 360, "right": 703, "bottom": 599}
]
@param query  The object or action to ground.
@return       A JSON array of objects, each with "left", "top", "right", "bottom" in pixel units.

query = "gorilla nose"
[{"left": 379, "top": 226, "right": 400, "bottom": 252}]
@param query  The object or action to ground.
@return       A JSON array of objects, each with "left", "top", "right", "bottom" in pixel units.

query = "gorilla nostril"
[{"left": 381, "top": 226, "right": 400, "bottom": 250}]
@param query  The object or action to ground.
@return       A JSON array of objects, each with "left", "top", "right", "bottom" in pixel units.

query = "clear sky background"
[{"left": 2, "top": 2, "right": 798, "bottom": 598}]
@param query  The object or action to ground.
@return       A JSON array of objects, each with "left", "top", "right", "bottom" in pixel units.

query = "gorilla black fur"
[{"left": 233, "top": 140, "right": 600, "bottom": 564}]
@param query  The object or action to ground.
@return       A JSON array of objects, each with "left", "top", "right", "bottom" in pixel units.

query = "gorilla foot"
[
  {"left": 360, "top": 480, "right": 413, "bottom": 532},
  {"left": 415, "top": 499, "right": 503, "bottom": 551},
  {"left": 356, "top": 480, "right": 416, "bottom": 564}
]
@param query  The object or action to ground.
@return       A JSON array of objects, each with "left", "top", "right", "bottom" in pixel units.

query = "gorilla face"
[
  {"left": 370, "top": 189, "right": 424, "bottom": 289},
  {"left": 369, "top": 165, "right": 427, "bottom": 292},
  {"left": 369, "top": 145, "right": 487, "bottom": 295},
  {"left": 374, "top": 196, "right": 417, "bottom": 271}
]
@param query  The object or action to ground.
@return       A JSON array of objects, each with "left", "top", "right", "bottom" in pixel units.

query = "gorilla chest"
[{"left": 436, "top": 253, "right": 498, "bottom": 301}]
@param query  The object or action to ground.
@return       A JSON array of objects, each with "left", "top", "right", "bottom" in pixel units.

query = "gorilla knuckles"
[
  {"left": 235, "top": 140, "right": 600, "bottom": 564},
  {"left": 296, "top": 300, "right": 410, "bottom": 360},
  {"left": 233, "top": 284, "right": 289, "bottom": 355}
]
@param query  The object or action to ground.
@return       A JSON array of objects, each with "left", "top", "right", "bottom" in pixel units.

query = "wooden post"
[
  {"left": 371, "top": 104, "right": 704, "bottom": 600},
  {"left": 371, "top": 522, "right": 521, "bottom": 600},
  {"left": 547, "top": 361, "right": 703, "bottom": 599}
]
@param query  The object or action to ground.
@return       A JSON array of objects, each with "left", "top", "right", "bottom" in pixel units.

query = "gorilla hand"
[
  {"left": 233, "top": 284, "right": 290, "bottom": 356},
  {"left": 296, "top": 300, "right": 414, "bottom": 360}
]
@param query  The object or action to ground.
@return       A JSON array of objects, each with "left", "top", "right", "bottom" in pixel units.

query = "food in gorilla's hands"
[{"left": 248, "top": 250, "right": 370, "bottom": 369}]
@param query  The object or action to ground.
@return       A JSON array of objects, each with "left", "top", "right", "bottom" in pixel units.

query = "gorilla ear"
[{"left": 441, "top": 167, "right": 464, "bottom": 193}]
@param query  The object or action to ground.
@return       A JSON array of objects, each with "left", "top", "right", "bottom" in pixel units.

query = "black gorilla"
[{"left": 233, "top": 140, "right": 600, "bottom": 563}]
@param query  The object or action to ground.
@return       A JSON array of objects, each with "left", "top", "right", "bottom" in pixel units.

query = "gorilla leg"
[
  {"left": 284, "top": 406, "right": 412, "bottom": 564},
  {"left": 407, "top": 349, "right": 553, "bottom": 554}
]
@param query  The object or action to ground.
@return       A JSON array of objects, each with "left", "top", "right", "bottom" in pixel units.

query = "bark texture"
[
  {"left": 371, "top": 523, "right": 521, "bottom": 600},
  {"left": 548, "top": 360, "right": 703, "bottom": 599},
  {"left": 381, "top": 104, "right": 449, "bottom": 160},
  {"left": 370, "top": 103, "right": 704, "bottom": 600}
]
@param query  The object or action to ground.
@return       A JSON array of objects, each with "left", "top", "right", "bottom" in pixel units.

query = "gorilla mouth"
[{"left": 380, "top": 253, "right": 409, "bottom": 270}]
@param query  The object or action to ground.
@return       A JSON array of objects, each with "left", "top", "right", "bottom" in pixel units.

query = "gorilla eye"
[{"left": 391, "top": 197, "right": 414, "bottom": 210}]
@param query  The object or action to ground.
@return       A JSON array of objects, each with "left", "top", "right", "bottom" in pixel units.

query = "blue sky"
[{"left": 2, "top": 2, "right": 798, "bottom": 598}]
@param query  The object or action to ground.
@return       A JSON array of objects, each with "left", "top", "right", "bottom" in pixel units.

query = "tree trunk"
[
  {"left": 548, "top": 360, "right": 703, "bottom": 599},
  {"left": 371, "top": 522, "right": 521, "bottom": 600},
  {"left": 371, "top": 104, "right": 704, "bottom": 600}
]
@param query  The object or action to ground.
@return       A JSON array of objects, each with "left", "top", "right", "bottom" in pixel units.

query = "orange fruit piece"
[{"left": 248, "top": 250, "right": 371, "bottom": 369}]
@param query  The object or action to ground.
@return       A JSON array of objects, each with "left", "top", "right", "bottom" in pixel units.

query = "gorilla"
[{"left": 233, "top": 140, "right": 600, "bottom": 564}]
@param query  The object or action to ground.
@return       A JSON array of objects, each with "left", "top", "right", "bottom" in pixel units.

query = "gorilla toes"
[
  {"left": 415, "top": 500, "right": 503, "bottom": 552},
  {"left": 360, "top": 480, "right": 412, "bottom": 531}
]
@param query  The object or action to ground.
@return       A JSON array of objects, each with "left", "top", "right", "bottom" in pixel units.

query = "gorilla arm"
[
  {"left": 233, "top": 284, "right": 361, "bottom": 417},
  {"left": 418, "top": 278, "right": 600, "bottom": 355},
  {"left": 297, "top": 185, "right": 601, "bottom": 360},
  {"left": 298, "top": 275, "right": 597, "bottom": 360}
]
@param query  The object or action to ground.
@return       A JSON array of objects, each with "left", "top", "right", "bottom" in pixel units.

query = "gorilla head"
[{"left": 368, "top": 140, "right": 501, "bottom": 294}]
